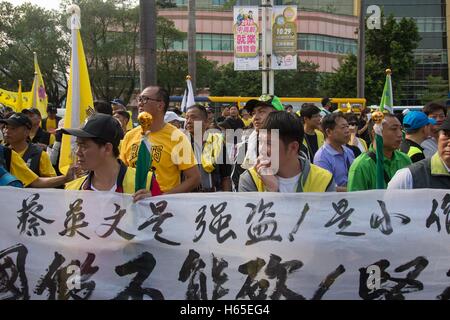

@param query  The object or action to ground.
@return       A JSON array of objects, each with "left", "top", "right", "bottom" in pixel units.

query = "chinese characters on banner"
[
  {"left": 272, "top": 5, "right": 297, "bottom": 70},
  {"left": 233, "top": 6, "right": 259, "bottom": 71},
  {"left": 2, "top": 188, "right": 450, "bottom": 300}
]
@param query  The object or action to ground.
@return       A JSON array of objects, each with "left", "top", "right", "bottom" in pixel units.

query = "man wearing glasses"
[
  {"left": 388, "top": 115, "right": 450, "bottom": 189},
  {"left": 421, "top": 102, "right": 447, "bottom": 158},
  {"left": 120, "top": 86, "right": 200, "bottom": 194}
]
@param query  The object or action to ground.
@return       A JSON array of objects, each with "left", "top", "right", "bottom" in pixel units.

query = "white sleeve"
[{"left": 387, "top": 168, "right": 413, "bottom": 189}]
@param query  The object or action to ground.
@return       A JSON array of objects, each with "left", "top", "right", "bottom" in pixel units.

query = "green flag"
[
  {"left": 375, "top": 70, "right": 393, "bottom": 189},
  {"left": 135, "top": 137, "right": 152, "bottom": 192}
]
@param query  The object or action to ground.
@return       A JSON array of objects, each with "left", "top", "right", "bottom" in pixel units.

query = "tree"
[
  {"left": 274, "top": 60, "right": 320, "bottom": 97},
  {"left": 210, "top": 59, "right": 320, "bottom": 97},
  {"left": 421, "top": 75, "right": 449, "bottom": 105},
  {"left": 60, "top": 0, "right": 141, "bottom": 104},
  {"left": 319, "top": 14, "right": 420, "bottom": 105},
  {"left": 0, "top": 1, "right": 70, "bottom": 106},
  {"left": 157, "top": 51, "right": 218, "bottom": 95},
  {"left": 210, "top": 63, "right": 261, "bottom": 96}
]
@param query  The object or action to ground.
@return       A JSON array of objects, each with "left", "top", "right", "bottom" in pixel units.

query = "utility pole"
[
  {"left": 188, "top": 0, "right": 196, "bottom": 93},
  {"left": 261, "top": 0, "right": 274, "bottom": 95},
  {"left": 357, "top": 0, "right": 365, "bottom": 99},
  {"left": 139, "top": 0, "right": 157, "bottom": 90},
  {"left": 261, "top": 0, "right": 267, "bottom": 95}
]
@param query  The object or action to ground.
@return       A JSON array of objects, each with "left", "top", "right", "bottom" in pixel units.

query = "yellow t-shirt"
[
  {"left": 9, "top": 150, "right": 38, "bottom": 187},
  {"left": 46, "top": 118, "right": 57, "bottom": 132},
  {"left": 17, "top": 146, "right": 57, "bottom": 177},
  {"left": 242, "top": 118, "right": 253, "bottom": 128},
  {"left": 120, "top": 123, "right": 196, "bottom": 193}
]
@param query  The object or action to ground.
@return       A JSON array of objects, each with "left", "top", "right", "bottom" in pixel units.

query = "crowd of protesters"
[{"left": 1, "top": 86, "right": 449, "bottom": 198}]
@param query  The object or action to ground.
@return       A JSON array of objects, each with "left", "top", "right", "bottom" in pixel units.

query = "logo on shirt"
[{"left": 152, "top": 146, "right": 163, "bottom": 163}]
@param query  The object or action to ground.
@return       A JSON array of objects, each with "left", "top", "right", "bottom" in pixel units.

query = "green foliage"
[
  {"left": 0, "top": 1, "right": 70, "bottom": 105},
  {"left": 62, "top": 0, "right": 141, "bottom": 104},
  {"left": 210, "top": 59, "right": 319, "bottom": 97},
  {"left": 319, "top": 14, "right": 420, "bottom": 105},
  {"left": 421, "top": 75, "right": 449, "bottom": 105}
]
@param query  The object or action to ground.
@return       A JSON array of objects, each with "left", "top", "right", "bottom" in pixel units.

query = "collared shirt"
[
  {"left": 314, "top": 143, "right": 355, "bottom": 187},
  {"left": 421, "top": 137, "right": 438, "bottom": 158},
  {"left": 348, "top": 146, "right": 412, "bottom": 191},
  {"left": 388, "top": 153, "right": 450, "bottom": 189}
]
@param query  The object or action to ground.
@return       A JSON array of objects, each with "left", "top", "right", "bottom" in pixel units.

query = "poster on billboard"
[
  {"left": 233, "top": 6, "right": 259, "bottom": 71},
  {"left": 272, "top": 5, "right": 297, "bottom": 70}
]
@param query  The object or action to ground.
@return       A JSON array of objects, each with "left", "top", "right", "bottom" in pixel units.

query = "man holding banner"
[
  {"left": 120, "top": 86, "right": 200, "bottom": 194},
  {"left": 239, "top": 111, "right": 335, "bottom": 192},
  {"left": 388, "top": 115, "right": 450, "bottom": 189},
  {"left": 63, "top": 113, "right": 161, "bottom": 201}
]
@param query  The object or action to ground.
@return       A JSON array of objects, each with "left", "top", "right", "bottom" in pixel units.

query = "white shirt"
[
  {"left": 387, "top": 157, "right": 450, "bottom": 189},
  {"left": 91, "top": 183, "right": 117, "bottom": 192},
  {"left": 277, "top": 173, "right": 301, "bottom": 193}
]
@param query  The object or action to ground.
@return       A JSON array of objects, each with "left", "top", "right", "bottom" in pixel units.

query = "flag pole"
[{"left": 373, "top": 68, "right": 392, "bottom": 189}]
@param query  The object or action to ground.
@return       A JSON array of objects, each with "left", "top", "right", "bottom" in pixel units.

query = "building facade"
[
  {"left": 160, "top": 0, "right": 358, "bottom": 73},
  {"left": 363, "top": 0, "right": 450, "bottom": 105}
]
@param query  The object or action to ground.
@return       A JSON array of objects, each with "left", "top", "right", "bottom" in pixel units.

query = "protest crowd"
[{"left": 1, "top": 88, "right": 449, "bottom": 196}]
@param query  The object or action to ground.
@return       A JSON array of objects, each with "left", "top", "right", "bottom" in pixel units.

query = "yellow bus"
[{"left": 169, "top": 96, "right": 366, "bottom": 114}]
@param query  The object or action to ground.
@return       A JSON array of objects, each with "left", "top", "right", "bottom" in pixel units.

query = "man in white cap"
[{"left": 164, "top": 111, "right": 185, "bottom": 129}]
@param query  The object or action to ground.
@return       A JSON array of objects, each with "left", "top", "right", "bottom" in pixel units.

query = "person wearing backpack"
[{"left": 0, "top": 144, "right": 23, "bottom": 187}]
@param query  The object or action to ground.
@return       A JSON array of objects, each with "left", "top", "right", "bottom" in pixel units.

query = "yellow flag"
[
  {"left": 59, "top": 17, "right": 94, "bottom": 174},
  {"left": 31, "top": 52, "right": 48, "bottom": 118},
  {"left": 0, "top": 88, "right": 31, "bottom": 111},
  {"left": 17, "top": 80, "right": 23, "bottom": 111}
]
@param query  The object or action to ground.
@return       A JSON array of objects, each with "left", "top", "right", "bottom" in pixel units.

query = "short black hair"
[
  {"left": 187, "top": 104, "right": 208, "bottom": 120},
  {"left": 344, "top": 112, "right": 358, "bottom": 124},
  {"left": 321, "top": 112, "right": 345, "bottom": 133},
  {"left": 114, "top": 110, "right": 130, "bottom": 121},
  {"left": 423, "top": 102, "right": 447, "bottom": 116},
  {"left": 94, "top": 100, "right": 113, "bottom": 115},
  {"left": 156, "top": 87, "right": 170, "bottom": 113},
  {"left": 262, "top": 111, "right": 304, "bottom": 149},
  {"left": 321, "top": 97, "right": 331, "bottom": 107},
  {"left": 368, "top": 113, "right": 398, "bottom": 143},
  {"left": 300, "top": 103, "right": 321, "bottom": 118},
  {"left": 168, "top": 107, "right": 183, "bottom": 116}
]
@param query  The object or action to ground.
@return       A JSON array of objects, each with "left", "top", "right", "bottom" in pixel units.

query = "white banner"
[
  {"left": 272, "top": 5, "right": 297, "bottom": 70},
  {"left": 1, "top": 188, "right": 450, "bottom": 300},
  {"left": 233, "top": 6, "right": 259, "bottom": 71}
]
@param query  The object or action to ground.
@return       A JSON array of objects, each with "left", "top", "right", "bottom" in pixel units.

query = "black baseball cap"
[
  {"left": 47, "top": 104, "right": 58, "bottom": 113},
  {"left": 0, "top": 112, "right": 32, "bottom": 129},
  {"left": 244, "top": 95, "right": 284, "bottom": 113},
  {"left": 22, "top": 108, "right": 42, "bottom": 118},
  {"left": 111, "top": 98, "right": 126, "bottom": 107},
  {"left": 61, "top": 113, "right": 124, "bottom": 147}
]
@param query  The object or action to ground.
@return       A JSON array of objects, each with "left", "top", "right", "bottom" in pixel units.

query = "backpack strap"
[
  {"left": 367, "top": 151, "right": 390, "bottom": 185},
  {"left": 0, "top": 145, "right": 12, "bottom": 172}
]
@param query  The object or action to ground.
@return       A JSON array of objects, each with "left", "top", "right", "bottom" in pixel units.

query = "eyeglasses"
[
  {"left": 348, "top": 122, "right": 358, "bottom": 126},
  {"left": 137, "top": 95, "right": 160, "bottom": 104}
]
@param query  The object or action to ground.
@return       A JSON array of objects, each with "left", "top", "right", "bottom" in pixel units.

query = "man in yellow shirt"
[
  {"left": 22, "top": 108, "right": 55, "bottom": 149},
  {"left": 41, "top": 104, "right": 62, "bottom": 134},
  {"left": 1, "top": 144, "right": 73, "bottom": 188},
  {"left": 1, "top": 113, "right": 56, "bottom": 177},
  {"left": 120, "top": 86, "right": 200, "bottom": 193}
]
